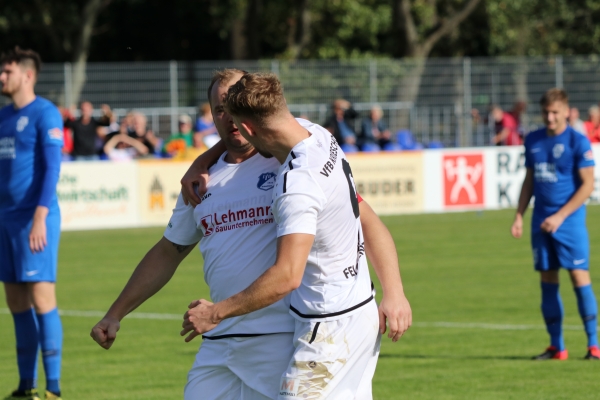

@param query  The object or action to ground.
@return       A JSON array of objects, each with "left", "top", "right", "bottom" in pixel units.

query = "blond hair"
[
  {"left": 540, "top": 88, "right": 569, "bottom": 107},
  {"left": 224, "top": 72, "right": 287, "bottom": 123},
  {"left": 207, "top": 69, "right": 247, "bottom": 105}
]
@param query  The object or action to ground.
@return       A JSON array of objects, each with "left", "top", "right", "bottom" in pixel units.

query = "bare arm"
[
  {"left": 180, "top": 140, "right": 227, "bottom": 206},
  {"left": 511, "top": 168, "right": 534, "bottom": 238},
  {"left": 180, "top": 233, "right": 313, "bottom": 342},
  {"left": 359, "top": 201, "right": 411, "bottom": 342},
  {"left": 90, "top": 237, "right": 197, "bottom": 349},
  {"left": 540, "top": 166, "right": 595, "bottom": 233}
]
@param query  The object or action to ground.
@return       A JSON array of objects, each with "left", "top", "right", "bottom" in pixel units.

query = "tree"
[{"left": 0, "top": 0, "right": 111, "bottom": 105}]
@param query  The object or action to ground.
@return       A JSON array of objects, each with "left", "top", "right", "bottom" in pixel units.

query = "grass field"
[{"left": 2, "top": 207, "right": 600, "bottom": 399}]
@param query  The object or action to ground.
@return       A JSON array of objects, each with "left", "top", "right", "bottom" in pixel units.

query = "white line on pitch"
[{"left": 0, "top": 308, "right": 590, "bottom": 330}]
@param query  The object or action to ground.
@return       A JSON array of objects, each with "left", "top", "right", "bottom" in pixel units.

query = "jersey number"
[{"left": 342, "top": 159, "right": 360, "bottom": 219}]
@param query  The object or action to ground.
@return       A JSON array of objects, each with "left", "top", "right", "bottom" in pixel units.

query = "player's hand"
[
  {"left": 29, "top": 207, "right": 49, "bottom": 253},
  {"left": 180, "top": 162, "right": 209, "bottom": 207},
  {"left": 181, "top": 299, "right": 220, "bottom": 342},
  {"left": 511, "top": 214, "right": 523, "bottom": 238},
  {"left": 90, "top": 316, "right": 121, "bottom": 349},
  {"left": 541, "top": 213, "right": 565, "bottom": 234},
  {"left": 378, "top": 292, "right": 412, "bottom": 342}
]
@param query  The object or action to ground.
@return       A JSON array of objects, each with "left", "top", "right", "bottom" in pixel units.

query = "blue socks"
[
  {"left": 574, "top": 284, "right": 598, "bottom": 348},
  {"left": 12, "top": 309, "right": 39, "bottom": 392},
  {"left": 541, "top": 282, "right": 565, "bottom": 350},
  {"left": 36, "top": 308, "right": 63, "bottom": 395}
]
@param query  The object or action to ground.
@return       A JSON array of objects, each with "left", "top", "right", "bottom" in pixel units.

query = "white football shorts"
[
  {"left": 277, "top": 300, "right": 381, "bottom": 400},
  {"left": 185, "top": 333, "right": 294, "bottom": 400}
]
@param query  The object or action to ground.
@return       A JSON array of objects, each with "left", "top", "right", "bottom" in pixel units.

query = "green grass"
[{"left": 2, "top": 208, "right": 600, "bottom": 399}]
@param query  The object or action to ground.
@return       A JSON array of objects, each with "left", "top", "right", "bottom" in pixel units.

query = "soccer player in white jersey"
[
  {"left": 180, "top": 72, "right": 410, "bottom": 399},
  {"left": 91, "top": 69, "right": 411, "bottom": 399}
]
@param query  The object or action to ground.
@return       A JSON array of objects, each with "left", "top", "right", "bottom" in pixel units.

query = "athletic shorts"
[
  {"left": 185, "top": 333, "right": 294, "bottom": 400},
  {"left": 531, "top": 224, "right": 589, "bottom": 271},
  {"left": 278, "top": 300, "right": 381, "bottom": 400},
  {"left": 0, "top": 211, "right": 61, "bottom": 283}
]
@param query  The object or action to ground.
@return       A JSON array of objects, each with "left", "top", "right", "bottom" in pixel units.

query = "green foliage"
[{"left": 3, "top": 208, "right": 600, "bottom": 398}]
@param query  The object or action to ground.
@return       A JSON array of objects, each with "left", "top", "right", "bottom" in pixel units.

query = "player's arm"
[
  {"left": 180, "top": 233, "right": 311, "bottom": 341},
  {"left": 30, "top": 108, "right": 64, "bottom": 253},
  {"left": 359, "top": 200, "right": 411, "bottom": 342},
  {"left": 180, "top": 140, "right": 226, "bottom": 206},
  {"left": 541, "top": 166, "right": 595, "bottom": 233},
  {"left": 511, "top": 167, "right": 534, "bottom": 239},
  {"left": 91, "top": 237, "right": 197, "bottom": 349}
]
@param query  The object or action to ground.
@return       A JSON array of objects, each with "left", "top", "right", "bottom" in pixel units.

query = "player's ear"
[{"left": 239, "top": 120, "right": 256, "bottom": 138}]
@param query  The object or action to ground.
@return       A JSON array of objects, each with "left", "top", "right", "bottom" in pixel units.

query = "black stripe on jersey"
[
  {"left": 283, "top": 171, "right": 289, "bottom": 193},
  {"left": 290, "top": 295, "right": 374, "bottom": 319},
  {"left": 288, "top": 151, "right": 297, "bottom": 170},
  {"left": 309, "top": 322, "right": 321, "bottom": 344},
  {"left": 291, "top": 151, "right": 297, "bottom": 159},
  {"left": 202, "top": 332, "right": 290, "bottom": 340}
]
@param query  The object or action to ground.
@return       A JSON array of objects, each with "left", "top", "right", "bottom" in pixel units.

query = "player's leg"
[
  {"left": 1, "top": 220, "right": 41, "bottom": 400},
  {"left": 184, "top": 340, "right": 243, "bottom": 400},
  {"left": 3, "top": 283, "right": 40, "bottom": 399},
  {"left": 555, "top": 224, "right": 599, "bottom": 359},
  {"left": 568, "top": 269, "right": 599, "bottom": 358},
  {"left": 277, "top": 301, "right": 380, "bottom": 399},
  {"left": 25, "top": 211, "right": 63, "bottom": 398},
  {"left": 532, "top": 231, "right": 567, "bottom": 359},
  {"left": 30, "top": 282, "right": 62, "bottom": 397},
  {"left": 230, "top": 333, "right": 294, "bottom": 399}
]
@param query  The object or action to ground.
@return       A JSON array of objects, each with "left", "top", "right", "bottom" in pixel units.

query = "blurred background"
[{"left": 3, "top": 0, "right": 600, "bottom": 150}]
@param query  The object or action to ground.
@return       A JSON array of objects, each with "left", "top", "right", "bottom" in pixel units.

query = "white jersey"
[
  {"left": 164, "top": 152, "right": 294, "bottom": 338},
  {"left": 273, "top": 119, "right": 373, "bottom": 322}
]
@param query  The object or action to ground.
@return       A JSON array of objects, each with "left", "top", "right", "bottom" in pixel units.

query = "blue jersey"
[
  {"left": 524, "top": 126, "right": 595, "bottom": 229},
  {"left": 0, "top": 97, "right": 63, "bottom": 218}
]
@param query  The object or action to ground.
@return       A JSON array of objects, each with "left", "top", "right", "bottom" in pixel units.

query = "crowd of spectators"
[{"left": 59, "top": 102, "right": 219, "bottom": 161}]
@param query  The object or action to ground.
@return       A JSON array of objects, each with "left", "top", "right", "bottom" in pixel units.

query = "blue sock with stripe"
[
  {"left": 12, "top": 308, "right": 39, "bottom": 391},
  {"left": 36, "top": 308, "right": 63, "bottom": 395},
  {"left": 541, "top": 282, "right": 565, "bottom": 351},
  {"left": 574, "top": 284, "right": 598, "bottom": 348}
]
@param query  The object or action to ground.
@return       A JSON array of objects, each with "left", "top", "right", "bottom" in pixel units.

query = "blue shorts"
[
  {"left": 531, "top": 223, "right": 589, "bottom": 271},
  {"left": 0, "top": 211, "right": 61, "bottom": 283}
]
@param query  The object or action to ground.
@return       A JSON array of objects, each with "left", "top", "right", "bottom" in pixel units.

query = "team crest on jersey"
[
  {"left": 48, "top": 127, "right": 63, "bottom": 140},
  {"left": 200, "top": 215, "right": 214, "bottom": 236},
  {"left": 16, "top": 116, "right": 29, "bottom": 132},
  {"left": 257, "top": 172, "right": 277, "bottom": 191},
  {"left": 553, "top": 143, "right": 564, "bottom": 159}
]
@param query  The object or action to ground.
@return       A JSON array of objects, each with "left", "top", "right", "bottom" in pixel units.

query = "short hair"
[
  {"left": 206, "top": 69, "right": 247, "bottom": 105},
  {"left": 540, "top": 88, "right": 569, "bottom": 107},
  {"left": 199, "top": 102, "right": 211, "bottom": 115},
  {"left": 224, "top": 72, "right": 287, "bottom": 123},
  {"left": 0, "top": 46, "right": 42, "bottom": 76},
  {"left": 589, "top": 105, "right": 600, "bottom": 116}
]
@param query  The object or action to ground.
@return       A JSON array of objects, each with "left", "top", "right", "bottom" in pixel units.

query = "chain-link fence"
[{"left": 7, "top": 56, "right": 600, "bottom": 147}]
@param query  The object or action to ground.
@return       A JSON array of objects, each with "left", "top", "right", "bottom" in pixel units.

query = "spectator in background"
[
  {"left": 64, "top": 101, "right": 113, "bottom": 160},
  {"left": 569, "top": 107, "right": 588, "bottom": 136},
  {"left": 129, "top": 111, "right": 159, "bottom": 154},
  {"left": 194, "top": 102, "right": 218, "bottom": 148},
  {"left": 58, "top": 106, "right": 74, "bottom": 159},
  {"left": 163, "top": 114, "right": 194, "bottom": 157},
  {"left": 103, "top": 118, "right": 150, "bottom": 161},
  {"left": 358, "top": 105, "right": 391, "bottom": 150},
  {"left": 584, "top": 105, "right": 600, "bottom": 143},
  {"left": 491, "top": 104, "right": 522, "bottom": 146},
  {"left": 323, "top": 98, "right": 358, "bottom": 146}
]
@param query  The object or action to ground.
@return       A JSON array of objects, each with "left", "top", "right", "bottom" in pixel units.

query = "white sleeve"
[
  {"left": 163, "top": 193, "right": 203, "bottom": 245},
  {"left": 274, "top": 170, "right": 326, "bottom": 237}
]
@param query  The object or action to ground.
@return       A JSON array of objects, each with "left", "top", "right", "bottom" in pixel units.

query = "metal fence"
[{"left": 7, "top": 56, "right": 600, "bottom": 147}]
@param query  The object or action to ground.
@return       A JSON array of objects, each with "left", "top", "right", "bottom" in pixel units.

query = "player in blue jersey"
[
  {"left": 0, "top": 48, "right": 64, "bottom": 400},
  {"left": 511, "top": 88, "right": 599, "bottom": 360}
]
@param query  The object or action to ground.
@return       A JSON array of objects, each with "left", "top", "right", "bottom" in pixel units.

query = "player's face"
[
  {"left": 0, "top": 62, "right": 24, "bottom": 97},
  {"left": 231, "top": 115, "right": 273, "bottom": 159},
  {"left": 542, "top": 101, "right": 569, "bottom": 134},
  {"left": 210, "top": 75, "right": 253, "bottom": 154}
]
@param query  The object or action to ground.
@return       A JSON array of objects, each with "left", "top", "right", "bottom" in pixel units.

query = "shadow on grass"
[{"left": 380, "top": 353, "right": 532, "bottom": 361}]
